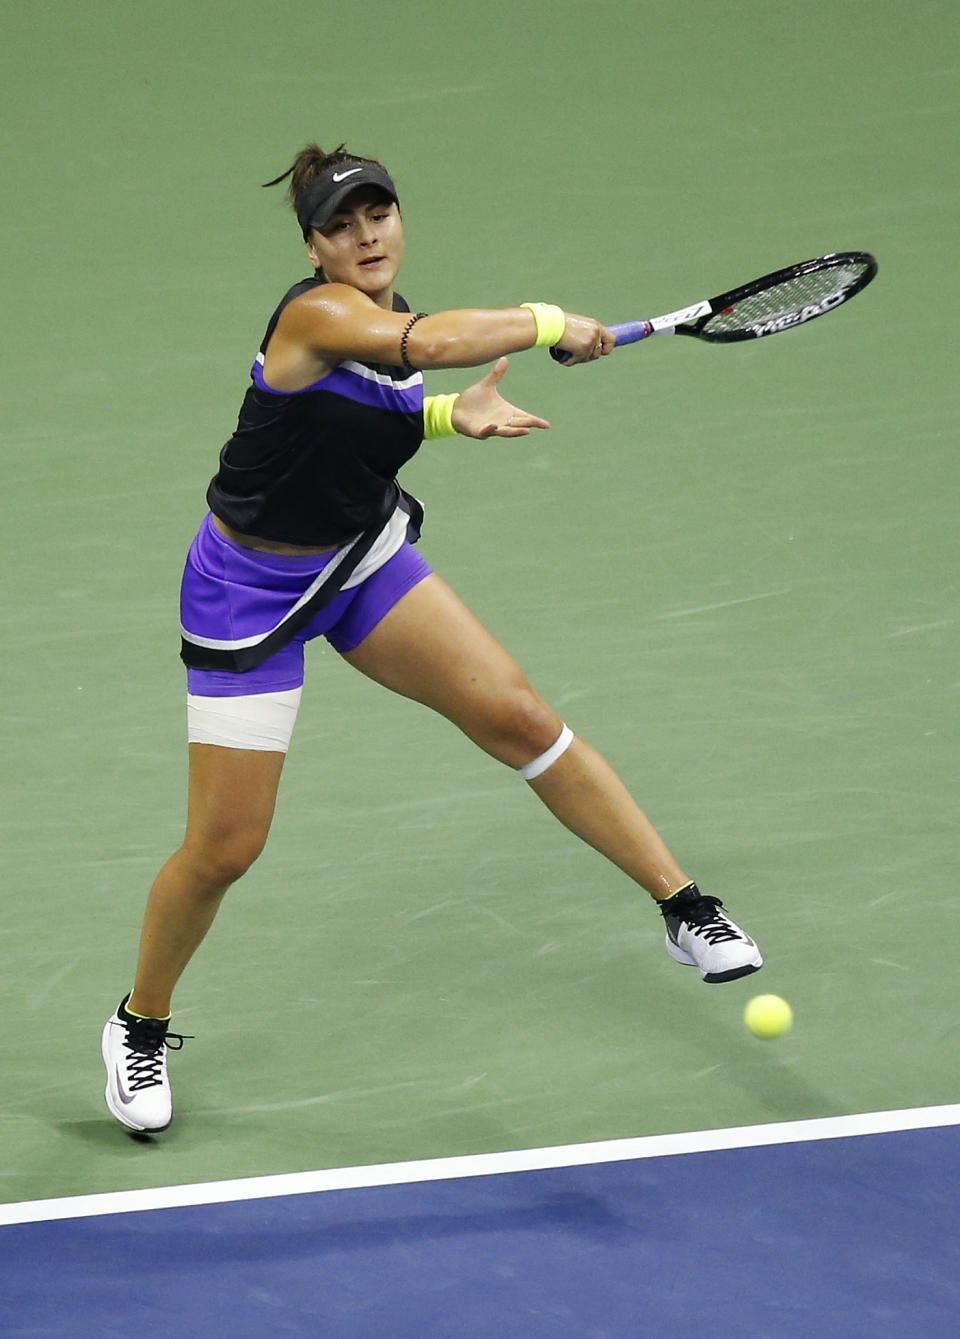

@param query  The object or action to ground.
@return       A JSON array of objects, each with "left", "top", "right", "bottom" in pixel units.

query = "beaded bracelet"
[{"left": 400, "top": 312, "right": 428, "bottom": 370}]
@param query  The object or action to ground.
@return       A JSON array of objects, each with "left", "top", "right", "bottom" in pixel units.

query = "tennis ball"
[{"left": 744, "top": 994, "right": 793, "bottom": 1040}]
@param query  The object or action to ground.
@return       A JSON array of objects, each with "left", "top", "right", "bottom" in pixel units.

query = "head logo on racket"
[{"left": 551, "top": 252, "right": 878, "bottom": 362}]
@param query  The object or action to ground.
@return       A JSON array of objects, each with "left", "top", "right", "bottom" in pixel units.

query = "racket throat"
[{"left": 650, "top": 300, "right": 712, "bottom": 334}]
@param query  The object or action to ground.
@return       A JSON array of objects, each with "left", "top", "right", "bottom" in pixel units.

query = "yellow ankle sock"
[{"left": 125, "top": 997, "right": 171, "bottom": 1023}]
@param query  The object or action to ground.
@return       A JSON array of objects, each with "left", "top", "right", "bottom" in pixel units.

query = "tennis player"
[{"left": 102, "top": 144, "right": 763, "bottom": 1133}]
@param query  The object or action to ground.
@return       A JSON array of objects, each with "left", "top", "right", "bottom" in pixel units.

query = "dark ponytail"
[{"left": 263, "top": 143, "right": 389, "bottom": 222}]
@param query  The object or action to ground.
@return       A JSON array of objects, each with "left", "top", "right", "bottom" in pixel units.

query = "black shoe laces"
[
  {"left": 114, "top": 1017, "right": 192, "bottom": 1092},
  {"left": 665, "top": 894, "right": 743, "bottom": 945}
]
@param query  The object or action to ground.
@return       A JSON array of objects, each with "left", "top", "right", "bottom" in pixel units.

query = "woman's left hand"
[{"left": 451, "top": 358, "right": 550, "bottom": 439}]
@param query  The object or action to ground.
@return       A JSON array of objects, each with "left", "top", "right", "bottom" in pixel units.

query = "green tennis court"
[{"left": 1, "top": 0, "right": 956, "bottom": 1212}]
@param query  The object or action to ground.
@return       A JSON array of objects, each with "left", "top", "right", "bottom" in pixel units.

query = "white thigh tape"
[
  {"left": 519, "top": 724, "right": 574, "bottom": 781},
  {"left": 187, "top": 688, "right": 303, "bottom": 753}
]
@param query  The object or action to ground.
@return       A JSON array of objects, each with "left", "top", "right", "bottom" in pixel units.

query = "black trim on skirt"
[{"left": 180, "top": 488, "right": 424, "bottom": 674}]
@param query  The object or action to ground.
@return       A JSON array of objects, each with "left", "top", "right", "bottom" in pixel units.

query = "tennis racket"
[{"left": 550, "top": 251, "right": 877, "bottom": 363}]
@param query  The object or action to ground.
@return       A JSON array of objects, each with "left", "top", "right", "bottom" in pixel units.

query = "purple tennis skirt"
[{"left": 181, "top": 514, "right": 432, "bottom": 697}]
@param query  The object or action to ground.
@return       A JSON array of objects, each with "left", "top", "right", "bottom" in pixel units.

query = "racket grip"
[
  {"left": 549, "top": 319, "right": 655, "bottom": 364},
  {"left": 610, "top": 320, "right": 655, "bottom": 346}
]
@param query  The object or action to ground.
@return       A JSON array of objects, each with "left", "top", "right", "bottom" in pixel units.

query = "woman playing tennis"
[{"left": 102, "top": 143, "right": 763, "bottom": 1133}]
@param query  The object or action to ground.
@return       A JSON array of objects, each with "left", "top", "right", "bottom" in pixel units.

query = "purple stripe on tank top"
[{"left": 251, "top": 358, "right": 423, "bottom": 412}]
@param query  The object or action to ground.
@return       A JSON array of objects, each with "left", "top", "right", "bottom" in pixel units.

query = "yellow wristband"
[
  {"left": 520, "top": 302, "right": 566, "bottom": 348},
  {"left": 423, "top": 393, "right": 459, "bottom": 439}
]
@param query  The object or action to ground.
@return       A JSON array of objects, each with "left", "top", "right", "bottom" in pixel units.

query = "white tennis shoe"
[
  {"left": 101, "top": 996, "right": 188, "bottom": 1133},
  {"left": 661, "top": 884, "right": 763, "bottom": 983}
]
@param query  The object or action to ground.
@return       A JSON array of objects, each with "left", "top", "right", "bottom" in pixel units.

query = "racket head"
[{"left": 683, "top": 252, "right": 878, "bottom": 342}]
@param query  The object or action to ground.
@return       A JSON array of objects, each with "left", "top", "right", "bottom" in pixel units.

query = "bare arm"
[
  {"left": 263, "top": 284, "right": 613, "bottom": 389},
  {"left": 405, "top": 306, "right": 613, "bottom": 370}
]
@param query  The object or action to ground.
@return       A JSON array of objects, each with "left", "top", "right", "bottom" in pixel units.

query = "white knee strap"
[{"left": 519, "top": 724, "right": 574, "bottom": 781}]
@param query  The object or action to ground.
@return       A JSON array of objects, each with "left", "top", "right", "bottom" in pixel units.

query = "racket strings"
[{"left": 704, "top": 263, "right": 871, "bottom": 337}]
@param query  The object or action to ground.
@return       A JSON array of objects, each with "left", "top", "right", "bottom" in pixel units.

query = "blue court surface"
[{"left": 2, "top": 1109, "right": 958, "bottom": 1338}]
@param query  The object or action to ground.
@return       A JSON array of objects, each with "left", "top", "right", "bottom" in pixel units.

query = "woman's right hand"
[{"left": 554, "top": 313, "right": 616, "bottom": 365}]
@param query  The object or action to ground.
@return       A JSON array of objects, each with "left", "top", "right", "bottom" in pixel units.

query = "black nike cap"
[{"left": 297, "top": 162, "right": 400, "bottom": 237}]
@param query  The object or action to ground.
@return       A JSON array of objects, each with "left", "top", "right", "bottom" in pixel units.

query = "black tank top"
[{"left": 206, "top": 278, "right": 424, "bottom": 546}]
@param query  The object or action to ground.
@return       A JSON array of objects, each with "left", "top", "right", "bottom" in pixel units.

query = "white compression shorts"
[{"left": 187, "top": 688, "right": 303, "bottom": 753}]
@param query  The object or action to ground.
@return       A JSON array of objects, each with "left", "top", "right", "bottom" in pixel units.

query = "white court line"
[{"left": 2, "top": 1103, "right": 958, "bottom": 1227}]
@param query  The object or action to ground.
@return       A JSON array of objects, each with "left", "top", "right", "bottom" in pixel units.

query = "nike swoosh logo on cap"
[{"left": 331, "top": 168, "right": 363, "bottom": 182}]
